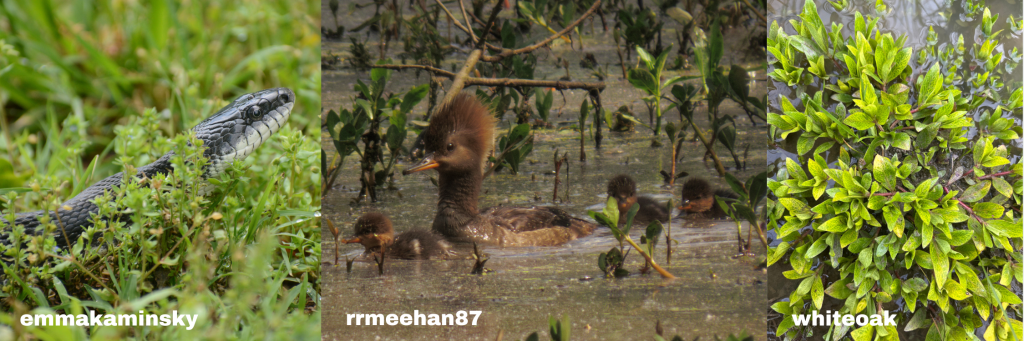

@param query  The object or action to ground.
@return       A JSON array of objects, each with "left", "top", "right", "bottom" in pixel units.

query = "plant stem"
[
  {"left": 589, "top": 89, "right": 603, "bottom": 149},
  {"left": 623, "top": 235, "right": 676, "bottom": 279},
  {"left": 665, "top": 199, "right": 673, "bottom": 264},
  {"left": 654, "top": 96, "right": 663, "bottom": 135},
  {"left": 668, "top": 137, "right": 677, "bottom": 186},
  {"left": 685, "top": 118, "right": 727, "bottom": 176}
]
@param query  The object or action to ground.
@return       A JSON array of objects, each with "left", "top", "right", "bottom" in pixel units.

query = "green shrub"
[
  {"left": 0, "top": 0, "right": 321, "bottom": 339},
  {"left": 767, "top": 0, "right": 1022, "bottom": 339}
]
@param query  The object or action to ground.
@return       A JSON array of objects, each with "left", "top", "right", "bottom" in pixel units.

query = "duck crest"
[
  {"left": 607, "top": 175, "right": 637, "bottom": 198},
  {"left": 425, "top": 93, "right": 497, "bottom": 164},
  {"left": 681, "top": 178, "right": 712, "bottom": 199}
]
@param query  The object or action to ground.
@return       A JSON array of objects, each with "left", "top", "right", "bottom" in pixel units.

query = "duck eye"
[{"left": 446, "top": 143, "right": 455, "bottom": 151}]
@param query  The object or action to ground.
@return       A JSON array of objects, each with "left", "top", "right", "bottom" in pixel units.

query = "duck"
[
  {"left": 402, "top": 93, "right": 597, "bottom": 247},
  {"left": 678, "top": 178, "right": 738, "bottom": 219},
  {"left": 606, "top": 175, "right": 669, "bottom": 226},
  {"left": 342, "top": 212, "right": 451, "bottom": 260}
]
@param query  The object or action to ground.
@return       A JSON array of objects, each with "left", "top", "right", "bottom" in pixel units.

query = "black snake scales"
[{"left": 1, "top": 88, "right": 294, "bottom": 249}]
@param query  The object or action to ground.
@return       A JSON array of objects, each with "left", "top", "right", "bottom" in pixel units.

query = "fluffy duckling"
[
  {"left": 403, "top": 93, "right": 597, "bottom": 247},
  {"left": 679, "top": 178, "right": 738, "bottom": 219},
  {"left": 606, "top": 175, "right": 669, "bottom": 226},
  {"left": 343, "top": 212, "right": 451, "bottom": 260}
]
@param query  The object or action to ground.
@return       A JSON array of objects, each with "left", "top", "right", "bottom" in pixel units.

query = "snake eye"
[
  {"left": 446, "top": 143, "right": 455, "bottom": 152},
  {"left": 247, "top": 106, "right": 262, "bottom": 119}
]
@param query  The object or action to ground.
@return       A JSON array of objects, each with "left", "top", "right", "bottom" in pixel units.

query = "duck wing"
[
  {"left": 391, "top": 230, "right": 453, "bottom": 260},
  {"left": 469, "top": 206, "right": 597, "bottom": 247},
  {"left": 633, "top": 196, "right": 670, "bottom": 225}
]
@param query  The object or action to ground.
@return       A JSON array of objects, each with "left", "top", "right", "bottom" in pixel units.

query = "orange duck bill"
[{"left": 403, "top": 153, "right": 439, "bottom": 175}]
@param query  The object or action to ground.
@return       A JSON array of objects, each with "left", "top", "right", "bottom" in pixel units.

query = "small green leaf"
[
  {"left": 844, "top": 111, "right": 875, "bottom": 130},
  {"left": 943, "top": 280, "right": 969, "bottom": 300},
  {"left": 850, "top": 325, "right": 873, "bottom": 341},
  {"left": 627, "top": 68, "right": 659, "bottom": 95},
  {"left": 818, "top": 215, "right": 847, "bottom": 232},
  {"left": 960, "top": 180, "right": 991, "bottom": 203},
  {"left": 931, "top": 245, "right": 948, "bottom": 288},
  {"left": 987, "top": 219, "right": 1022, "bottom": 238},
  {"left": 859, "top": 248, "right": 872, "bottom": 268},
  {"left": 891, "top": 132, "right": 912, "bottom": 150},
  {"left": 805, "top": 236, "right": 828, "bottom": 258},
  {"left": 971, "top": 202, "right": 1004, "bottom": 219},
  {"left": 811, "top": 275, "right": 824, "bottom": 309},
  {"left": 904, "top": 277, "right": 928, "bottom": 292},
  {"left": 918, "top": 62, "right": 942, "bottom": 106}
]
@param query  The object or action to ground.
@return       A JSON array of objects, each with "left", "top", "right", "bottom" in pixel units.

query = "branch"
[
  {"left": 480, "top": 0, "right": 601, "bottom": 62},
  {"left": 476, "top": 1, "right": 504, "bottom": 50},
  {"left": 373, "top": 64, "right": 606, "bottom": 91},
  {"left": 978, "top": 170, "right": 1013, "bottom": 180},
  {"left": 463, "top": 77, "right": 605, "bottom": 91},
  {"left": 457, "top": 0, "right": 477, "bottom": 43},
  {"left": 433, "top": 0, "right": 474, "bottom": 42},
  {"left": 433, "top": 0, "right": 503, "bottom": 51},
  {"left": 685, "top": 118, "right": 727, "bottom": 176},
  {"left": 442, "top": 49, "right": 484, "bottom": 104},
  {"left": 374, "top": 64, "right": 456, "bottom": 78},
  {"left": 738, "top": 0, "right": 767, "bottom": 25},
  {"left": 468, "top": 6, "right": 505, "bottom": 41}
]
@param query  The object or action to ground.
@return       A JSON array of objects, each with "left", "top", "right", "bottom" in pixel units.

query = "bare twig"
[
  {"left": 431, "top": 0, "right": 504, "bottom": 52},
  {"left": 614, "top": 32, "right": 627, "bottom": 79},
  {"left": 553, "top": 150, "right": 563, "bottom": 202},
  {"left": 686, "top": 120, "right": 727, "bottom": 176},
  {"left": 433, "top": 0, "right": 478, "bottom": 43},
  {"left": 665, "top": 199, "right": 672, "bottom": 265},
  {"left": 476, "top": 2, "right": 504, "bottom": 50},
  {"left": 589, "top": 89, "right": 603, "bottom": 149},
  {"left": 467, "top": 8, "right": 505, "bottom": 41},
  {"left": 373, "top": 64, "right": 606, "bottom": 91},
  {"left": 441, "top": 49, "right": 483, "bottom": 104},
  {"left": 458, "top": 0, "right": 478, "bottom": 43},
  {"left": 738, "top": 0, "right": 767, "bottom": 25},
  {"left": 462, "top": 77, "right": 605, "bottom": 90},
  {"left": 480, "top": 0, "right": 601, "bottom": 62},
  {"left": 375, "top": 64, "right": 456, "bottom": 77}
]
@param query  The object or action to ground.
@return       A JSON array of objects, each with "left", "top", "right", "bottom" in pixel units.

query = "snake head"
[{"left": 193, "top": 87, "right": 295, "bottom": 178}]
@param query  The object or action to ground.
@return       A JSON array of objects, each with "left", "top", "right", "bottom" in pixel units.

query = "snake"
[{"left": 0, "top": 88, "right": 294, "bottom": 249}]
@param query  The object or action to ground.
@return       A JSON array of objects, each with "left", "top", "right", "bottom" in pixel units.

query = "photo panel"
[
  {"left": 322, "top": 0, "right": 769, "bottom": 339},
  {"left": 0, "top": 0, "right": 321, "bottom": 339},
  {"left": 766, "top": 0, "right": 1023, "bottom": 339}
]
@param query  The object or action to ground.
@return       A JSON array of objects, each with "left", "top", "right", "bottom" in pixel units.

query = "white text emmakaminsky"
[
  {"left": 793, "top": 310, "right": 897, "bottom": 327},
  {"left": 20, "top": 310, "right": 199, "bottom": 330},
  {"left": 347, "top": 310, "right": 482, "bottom": 326}
]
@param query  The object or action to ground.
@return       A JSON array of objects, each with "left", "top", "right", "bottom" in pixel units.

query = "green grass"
[{"left": 0, "top": 0, "right": 321, "bottom": 339}]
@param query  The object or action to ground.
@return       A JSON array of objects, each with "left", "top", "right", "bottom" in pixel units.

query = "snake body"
[{"left": 1, "top": 88, "right": 294, "bottom": 249}]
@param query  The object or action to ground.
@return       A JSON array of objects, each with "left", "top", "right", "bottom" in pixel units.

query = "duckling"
[
  {"left": 403, "top": 93, "right": 597, "bottom": 247},
  {"left": 679, "top": 178, "right": 738, "bottom": 219},
  {"left": 606, "top": 175, "right": 669, "bottom": 226},
  {"left": 343, "top": 212, "right": 451, "bottom": 260}
]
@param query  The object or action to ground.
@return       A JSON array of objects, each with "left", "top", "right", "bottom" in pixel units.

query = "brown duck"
[
  {"left": 678, "top": 178, "right": 738, "bottom": 219},
  {"left": 606, "top": 174, "right": 669, "bottom": 226},
  {"left": 403, "top": 93, "right": 597, "bottom": 247},
  {"left": 343, "top": 212, "right": 451, "bottom": 260}
]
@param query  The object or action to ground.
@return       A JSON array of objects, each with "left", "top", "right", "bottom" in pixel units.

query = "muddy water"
[{"left": 322, "top": 1, "right": 769, "bottom": 339}]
